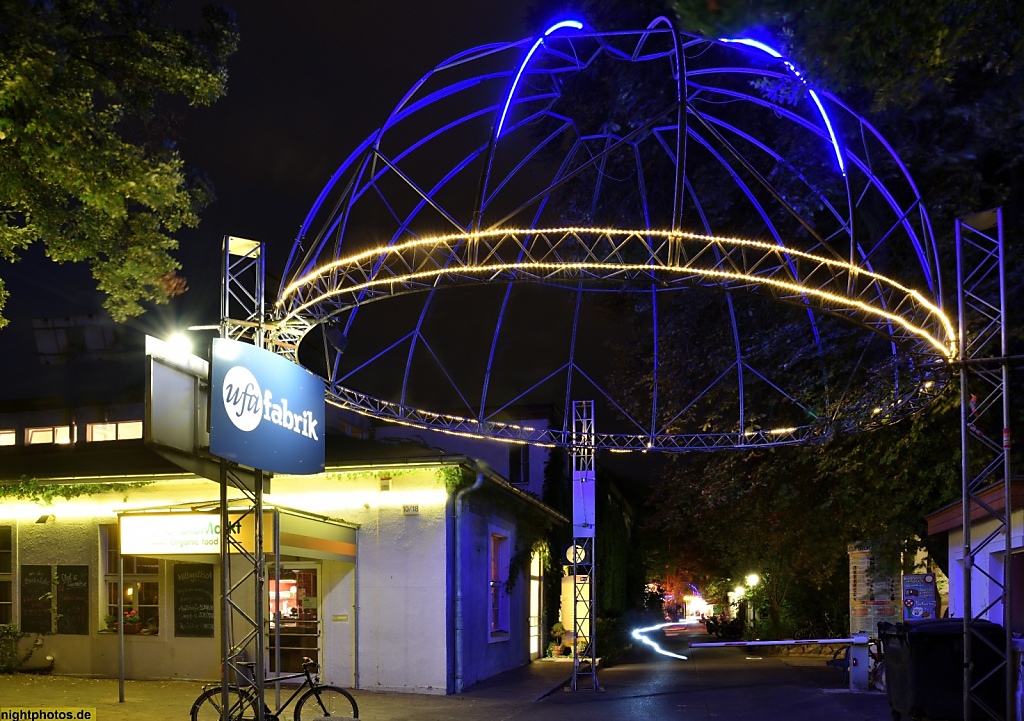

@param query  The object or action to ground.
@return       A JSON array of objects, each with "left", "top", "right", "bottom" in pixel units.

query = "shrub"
[{"left": 0, "top": 625, "right": 25, "bottom": 673}]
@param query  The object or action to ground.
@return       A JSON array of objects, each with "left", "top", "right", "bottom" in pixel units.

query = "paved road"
[
  {"left": 522, "top": 631, "right": 893, "bottom": 721},
  {"left": 0, "top": 629, "right": 895, "bottom": 721}
]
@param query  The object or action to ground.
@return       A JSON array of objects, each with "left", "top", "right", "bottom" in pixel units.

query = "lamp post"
[{"left": 745, "top": 574, "right": 760, "bottom": 624}]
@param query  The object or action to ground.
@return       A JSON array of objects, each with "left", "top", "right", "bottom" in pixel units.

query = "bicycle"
[
  {"left": 867, "top": 639, "right": 886, "bottom": 692},
  {"left": 190, "top": 657, "right": 359, "bottom": 721}
]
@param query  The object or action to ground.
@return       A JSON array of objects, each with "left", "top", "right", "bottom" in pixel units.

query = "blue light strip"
[
  {"left": 496, "top": 20, "right": 583, "bottom": 138},
  {"left": 719, "top": 37, "right": 846, "bottom": 175}
]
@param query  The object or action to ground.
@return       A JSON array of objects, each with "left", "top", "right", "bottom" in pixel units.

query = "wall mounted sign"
[
  {"left": 120, "top": 511, "right": 357, "bottom": 563},
  {"left": 902, "top": 573, "right": 938, "bottom": 620},
  {"left": 174, "top": 563, "right": 215, "bottom": 638},
  {"left": 210, "top": 338, "right": 325, "bottom": 474},
  {"left": 562, "top": 542, "right": 592, "bottom": 566}
]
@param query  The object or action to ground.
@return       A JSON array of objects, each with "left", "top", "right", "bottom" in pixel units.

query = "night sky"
[{"left": 0, "top": 1, "right": 535, "bottom": 400}]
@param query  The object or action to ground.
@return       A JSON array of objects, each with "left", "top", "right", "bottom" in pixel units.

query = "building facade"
[{"left": 0, "top": 398, "right": 563, "bottom": 693}]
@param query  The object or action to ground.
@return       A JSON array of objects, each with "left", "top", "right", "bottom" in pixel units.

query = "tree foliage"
[
  {"left": 0, "top": 0, "right": 238, "bottom": 326},
  {"left": 645, "top": 0, "right": 1023, "bottom": 624},
  {"left": 523, "top": 0, "right": 1020, "bottom": 631}
]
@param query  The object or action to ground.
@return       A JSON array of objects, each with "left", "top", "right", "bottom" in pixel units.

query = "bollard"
[{"left": 850, "top": 633, "right": 870, "bottom": 692}]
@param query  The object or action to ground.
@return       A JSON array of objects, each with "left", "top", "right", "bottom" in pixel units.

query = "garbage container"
[{"left": 878, "top": 619, "right": 1005, "bottom": 721}]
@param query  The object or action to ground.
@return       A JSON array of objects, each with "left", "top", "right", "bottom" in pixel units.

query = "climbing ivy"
[
  {"left": 436, "top": 466, "right": 465, "bottom": 494},
  {"left": 326, "top": 469, "right": 416, "bottom": 482},
  {"left": 0, "top": 477, "right": 153, "bottom": 504},
  {"left": 505, "top": 503, "right": 556, "bottom": 593}
]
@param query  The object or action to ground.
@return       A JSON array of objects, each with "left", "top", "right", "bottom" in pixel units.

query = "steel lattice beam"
[{"left": 955, "top": 208, "right": 1012, "bottom": 721}]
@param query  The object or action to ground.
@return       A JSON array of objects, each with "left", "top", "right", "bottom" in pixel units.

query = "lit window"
[
  {"left": 489, "top": 530, "right": 510, "bottom": 638},
  {"left": 102, "top": 525, "right": 159, "bottom": 634},
  {"left": 87, "top": 421, "right": 143, "bottom": 442},
  {"left": 0, "top": 430, "right": 14, "bottom": 447},
  {"left": 25, "top": 425, "right": 76, "bottom": 445}
]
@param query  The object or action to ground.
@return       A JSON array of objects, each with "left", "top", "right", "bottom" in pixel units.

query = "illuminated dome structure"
[{"left": 270, "top": 19, "right": 953, "bottom": 451}]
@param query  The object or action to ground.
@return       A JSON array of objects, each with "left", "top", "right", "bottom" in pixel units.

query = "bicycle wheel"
[
  {"left": 294, "top": 685, "right": 359, "bottom": 720},
  {"left": 191, "top": 686, "right": 259, "bottom": 721}
]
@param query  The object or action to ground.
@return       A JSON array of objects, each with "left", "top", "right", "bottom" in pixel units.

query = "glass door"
[{"left": 267, "top": 565, "right": 320, "bottom": 676}]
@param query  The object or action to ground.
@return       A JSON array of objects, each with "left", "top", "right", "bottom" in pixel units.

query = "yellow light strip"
[
  {"left": 277, "top": 227, "right": 954, "bottom": 345},
  {"left": 287, "top": 259, "right": 953, "bottom": 357}
]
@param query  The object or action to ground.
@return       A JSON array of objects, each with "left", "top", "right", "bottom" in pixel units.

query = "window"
[
  {"left": 489, "top": 530, "right": 509, "bottom": 637},
  {"left": 508, "top": 444, "right": 530, "bottom": 485},
  {"left": 0, "top": 527, "right": 11, "bottom": 624},
  {"left": 25, "top": 425, "right": 76, "bottom": 445},
  {"left": 87, "top": 421, "right": 143, "bottom": 442},
  {"left": 102, "top": 525, "right": 159, "bottom": 633},
  {"left": 0, "top": 430, "right": 15, "bottom": 447}
]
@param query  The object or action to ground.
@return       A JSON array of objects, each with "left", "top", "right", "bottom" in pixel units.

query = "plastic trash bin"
[{"left": 878, "top": 619, "right": 1005, "bottom": 721}]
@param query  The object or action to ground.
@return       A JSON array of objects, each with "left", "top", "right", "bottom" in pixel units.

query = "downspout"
[{"left": 454, "top": 470, "right": 485, "bottom": 694}]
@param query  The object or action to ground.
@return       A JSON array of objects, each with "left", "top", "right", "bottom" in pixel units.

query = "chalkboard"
[
  {"left": 174, "top": 563, "right": 214, "bottom": 637},
  {"left": 20, "top": 565, "right": 52, "bottom": 634},
  {"left": 55, "top": 565, "right": 89, "bottom": 635}
]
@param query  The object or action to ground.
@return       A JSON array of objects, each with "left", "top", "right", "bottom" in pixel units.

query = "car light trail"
[{"left": 630, "top": 622, "right": 689, "bottom": 660}]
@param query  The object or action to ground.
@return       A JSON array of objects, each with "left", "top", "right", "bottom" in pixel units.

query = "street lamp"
[
  {"left": 166, "top": 332, "right": 192, "bottom": 355},
  {"left": 745, "top": 574, "right": 760, "bottom": 624}
]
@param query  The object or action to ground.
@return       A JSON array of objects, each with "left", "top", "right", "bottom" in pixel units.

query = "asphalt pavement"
[{"left": 0, "top": 626, "right": 896, "bottom": 721}]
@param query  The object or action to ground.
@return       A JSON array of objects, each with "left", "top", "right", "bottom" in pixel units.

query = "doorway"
[{"left": 268, "top": 564, "right": 320, "bottom": 676}]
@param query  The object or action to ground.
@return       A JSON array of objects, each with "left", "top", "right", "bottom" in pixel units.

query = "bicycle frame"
[{"left": 264, "top": 670, "right": 313, "bottom": 715}]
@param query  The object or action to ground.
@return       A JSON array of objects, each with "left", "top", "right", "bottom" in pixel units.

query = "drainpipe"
[{"left": 454, "top": 470, "right": 485, "bottom": 694}]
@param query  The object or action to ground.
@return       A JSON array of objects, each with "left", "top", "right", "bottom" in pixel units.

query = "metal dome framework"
[{"left": 268, "top": 20, "right": 954, "bottom": 452}]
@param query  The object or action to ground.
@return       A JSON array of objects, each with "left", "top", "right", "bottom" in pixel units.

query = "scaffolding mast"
[
  {"left": 571, "top": 400, "right": 599, "bottom": 691},
  {"left": 955, "top": 208, "right": 1013, "bottom": 721},
  {"left": 218, "top": 236, "right": 268, "bottom": 719}
]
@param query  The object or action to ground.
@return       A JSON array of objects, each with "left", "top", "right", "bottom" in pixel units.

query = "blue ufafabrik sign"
[{"left": 210, "top": 338, "right": 325, "bottom": 474}]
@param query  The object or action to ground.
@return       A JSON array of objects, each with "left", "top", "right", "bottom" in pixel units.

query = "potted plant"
[
  {"left": 103, "top": 614, "right": 118, "bottom": 632},
  {"left": 122, "top": 610, "right": 142, "bottom": 633}
]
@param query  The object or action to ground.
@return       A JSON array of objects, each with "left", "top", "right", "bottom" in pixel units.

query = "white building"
[
  {"left": 925, "top": 480, "right": 1024, "bottom": 632},
  {"left": 0, "top": 398, "right": 565, "bottom": 693}
]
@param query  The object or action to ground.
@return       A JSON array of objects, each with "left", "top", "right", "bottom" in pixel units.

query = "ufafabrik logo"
[{"left": 221, "top": 365, "right": 319, "bottom": 440}]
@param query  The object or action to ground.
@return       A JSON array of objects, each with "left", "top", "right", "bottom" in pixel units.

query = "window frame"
[
  {"left": 488, "top": 526, "right": 510, "bottom": 640},
  {"left": 0, "top": 526, "right": 11, "bottom": 625},
  {"left": 102, "top": 524, "right": 160, "bottom": 633},
  {"left": 508, "top": 444, "right": 530, "bottom": 485},
  {"left": 86, "top": 420, "right": 143, "bottom": 442},
  {"left": 25, "top": 424, "right": 77, "bottom": 446}
]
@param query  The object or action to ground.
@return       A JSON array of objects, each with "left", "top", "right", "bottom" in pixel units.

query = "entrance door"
[{"left": 267, "top": 564, "right": 320, "bottom": 675}]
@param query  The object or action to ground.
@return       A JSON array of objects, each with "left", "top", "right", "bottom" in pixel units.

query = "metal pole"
[
  {"left": 997, "top": 209, "right": 1013, "bottom": 721},
  {"left": 956, "top": 218, "right": 973, "bottom": 721},
  {"left": 220, "top": 459, "right": 231, "bottom": 721},
  {"left": 273, "top": 508, "right": 281, "bottom": 709},
  {"left": 253, "top": 470, "right": 266, "bottom": 719},
  {"left": 117, "top": 552, "right": 124, "bottom": 703}
]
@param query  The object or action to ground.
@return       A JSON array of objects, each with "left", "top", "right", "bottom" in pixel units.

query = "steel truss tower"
[
  {"left": 218, "top": 236, "right": 269, "bottom": 719},
  {"left": 571, "top": 400, "right": 599, "bottom": 691},
  {"left": 955, "top": 209, "right": 1013, "bottom": 721}
]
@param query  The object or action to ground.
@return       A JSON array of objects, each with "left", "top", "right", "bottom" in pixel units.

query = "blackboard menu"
[
  {"left": 174, "top": 563, "right": 215, "bottom": 637},
  {"left": 55, "top": 565, "right": 89, "bottom": 635},
  {"left": 20, "top": 565, "right": 52, "bottom": 634}
]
